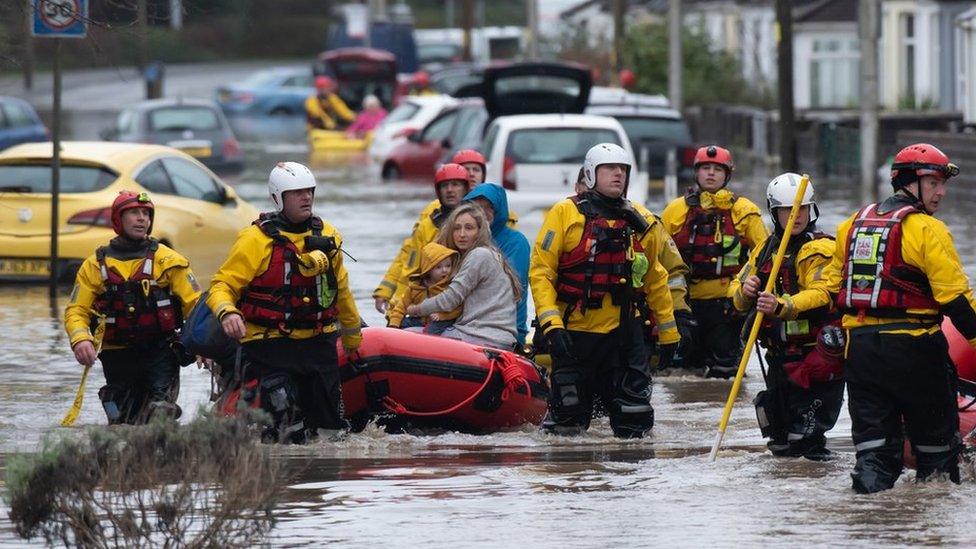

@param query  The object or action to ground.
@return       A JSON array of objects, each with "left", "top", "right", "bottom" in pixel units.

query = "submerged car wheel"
[{"left": 381, "top": 163, "right": 401, "bottom": 180}]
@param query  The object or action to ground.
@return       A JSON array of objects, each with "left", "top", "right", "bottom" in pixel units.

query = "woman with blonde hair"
[{"left": 406, "top": 203, "right": 521, "bottom": 349}]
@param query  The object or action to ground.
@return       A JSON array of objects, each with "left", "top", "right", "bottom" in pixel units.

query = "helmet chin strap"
[{"left": 900, "top": 181, "right": 930, "bottom": 213}]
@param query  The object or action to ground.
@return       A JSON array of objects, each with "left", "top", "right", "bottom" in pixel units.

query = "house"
[
  {"left": 957, "top": 7, "right": 976, "bottom": 122},
  {"left": 792, "top": 0, "right": 860, "bottom": 109}
]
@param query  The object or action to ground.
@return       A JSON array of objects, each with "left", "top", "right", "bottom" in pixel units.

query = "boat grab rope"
[{"left": 381, "top": 351, "right": 531, "bottom": 417}]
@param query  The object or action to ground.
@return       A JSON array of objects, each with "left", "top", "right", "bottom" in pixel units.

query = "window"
[
  {"left": 282, "top": 74, "right": 313, "bottom": 88},
  {"left": 450, "top": 107, "right": 487, "bottom": 146},
  {"left": 1, "top": 102, "right": 35, "bottom": 128},
  {"left": 505, "top": 128, "right": 621, "bottom": 164},
  {"left": 160, "top": 157, "right": 223, "bottom": 203},
  {"left": 0, "top": 164, "right": 116, "bottom": 193},
  {"left": 149, "top": 107, "right": 220, "bottom": 132},
  {"left": 116, "top": 110, "right": 135, "bottom": 135},
  {"left": 809, "top": 36, "right": 860, "bottom": 108},
  {"left": 384, "top": 102, "right": 421, "bottom": 125},
  {"left": 617, "top": 117, "right": 692, "bottom": 146},
  {"left": 482, "top": 123, "right": 500, "bottom": 157},
  {"left": 135, "top": 160, "right": 175, "bottom": 195},
  {"left": 901, "top": 13, "right": 916, "bottom": 105},
  {"left": 421, "top": 111, "right": 459, "bottom": 142}
]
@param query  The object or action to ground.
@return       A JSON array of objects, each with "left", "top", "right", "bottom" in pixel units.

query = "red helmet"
[
  {"left": 414, "top": 71, "right": 430, "bottom": 87},
  {"left": 693, "top": 145, "right": 734, "bottom": 183},
  {"left": 451, "top": 149, "right": 486, "bottom": 169},
  {"left": 314, "top": 75, "right": 336, "bottom": 91},
  {"left": 891, "top": 143, "right": 959, "bottom": 190},
  {"left": 434, "top": 163, "right": 470, "bottom": 187},
  {"left": 619, "top": 69, "right": 636, "bottom": 89},
  {"left": 111, "top": 190, "right": 154, "bottom": 236}
]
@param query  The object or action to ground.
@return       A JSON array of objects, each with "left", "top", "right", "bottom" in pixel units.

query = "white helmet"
[
  {"left": 582, "top": 143, "right": 632, "bottom": 190},
  {"left": 268, "top": 161, "right": 316, "bottom": 212},
  {"left": 766, "top": 172, "right": 818, "bottom": 224}
]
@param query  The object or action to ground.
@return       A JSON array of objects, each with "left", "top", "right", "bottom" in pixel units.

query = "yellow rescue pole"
[
  {"left": 708, "top": 174, "right": 810, "bottom": 461},
  {"left": 60, "top": 315, "right": 105, "bottom": 427}
]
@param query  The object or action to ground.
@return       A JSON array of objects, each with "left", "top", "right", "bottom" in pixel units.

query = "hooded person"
[
  {"left": 463, "top": 183, "right": 530, "bottom": 345},
  {"left": 387, "top": 242, "right": 462, "bottom": 333}
]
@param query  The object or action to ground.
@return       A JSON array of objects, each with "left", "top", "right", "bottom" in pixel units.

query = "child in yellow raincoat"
[{"left": 387, "top": 242, "right": 462, "bottom": 335}]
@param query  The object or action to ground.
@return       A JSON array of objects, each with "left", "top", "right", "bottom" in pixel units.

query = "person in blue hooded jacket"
[{"left": 464, "top": 183, "right": 530, "bottom": 345}]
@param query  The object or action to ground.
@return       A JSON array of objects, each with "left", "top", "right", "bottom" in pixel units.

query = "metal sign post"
[{"left": 30, "top": 0, "right": 88, "bottom": 296}]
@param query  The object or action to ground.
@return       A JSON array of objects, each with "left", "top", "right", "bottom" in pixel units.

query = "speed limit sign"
[{"left": 32, "top": 0, "right": 88, "bottom": 38}]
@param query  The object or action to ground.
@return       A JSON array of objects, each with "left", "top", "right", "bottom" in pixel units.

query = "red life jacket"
[
  {"left": 837, "top": 202, "right": 939, "bottom": 319},
  {"left": 754, "top": 232, "right": 837, "bottom": 350},
  {"left": 555, "top": 195, "right": 646, "bottom": 314},
  {"left": 94, "top": 240, "right": 181, "bottom": 345},
  {"left": 673, "top": 191, "right": 747, "bottom": 279},
  {"left": 238, "top": 215, "right": 339, "bottom": 333}
]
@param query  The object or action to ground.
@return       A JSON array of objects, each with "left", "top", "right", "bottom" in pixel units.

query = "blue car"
[
  {"left": 215, "top": 67, "right": 315, "bottom": 116},
  {"left": 0, "top": 97, "right": 48, "bottom": 151}
]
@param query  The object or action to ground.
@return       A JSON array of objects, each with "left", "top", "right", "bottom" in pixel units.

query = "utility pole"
[
  {"left": 612, "top": 0, "right": 627, "bottom": 75},
  {"left": 137, "top": 0, "right": 148, "bottom": 68},
  {"left": 859, "top": 0, "right": 880, "bottom": 203},
  {"left": 775, "top": 0, "right": 796, "bottom": 172},
  {"left": 23, "top": 0, "right": 34, "bottom": 90},
  {"left": 526, "top": 0, "right": 539, "bottom": 60},
  {"left": 461, "top": 0, "right": 473, "bottom": 61},
  {"left": 668, "top": 0, "right": 682, "bottom": 110},
  {"left": 446, "top": 0, "right": 455, "bottom": 28},
  {"left": 49, "top": 40, "right": 62, "bottom": 297}
]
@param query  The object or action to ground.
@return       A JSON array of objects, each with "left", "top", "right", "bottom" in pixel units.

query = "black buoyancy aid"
[
  {"left": 837, "top": 202, "right": 940, "bottom": 319},
  {"left": 94, "top": 239, "right": 181, "bottom": 345},
  {"left": 673, "top": 191, "right": 747, "bottom": 279},
  {"left": 755, "top": 232, "right": 836, "bottom": 349},
  {"left": 238, "top": 214, "right": 339, "bottom": 332},
  {"left": 555, "top": 194, "right": 647, "bottom": 313}
]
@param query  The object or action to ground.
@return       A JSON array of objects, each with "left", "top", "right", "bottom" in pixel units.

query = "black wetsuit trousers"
[
  {"left": 98, "top": 340, "right": 180, "bottom": 425},
  {"left": 846, "top": 329, "right": 961, "bottom": 493}
]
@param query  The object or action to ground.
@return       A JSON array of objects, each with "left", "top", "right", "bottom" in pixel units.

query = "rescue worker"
[
  {"left": 372, "top": 163, "right": 472, "bottom": 313},
  {"left": 64, "top": 191, "right": 200, "bottom": 424},
  {"left": 575, "top": 167, "right": 693, "bottom": 368},
  {"left": 409, "top": 71, "right": 438, "bottom": 96},
  {"left": 305, "top": 75, "right": 355, "bottom": 131},
  {"left": 208, "top": 162, "right": 361, "bottom": 444},
  {"left": 730, "top": 173, "right": 844, "bottom": 460},
  {"left": 815, "top": 143, "right": 976, "bottom": 493},
  {"left": 531, "top": 143, "right": 680, "bottom": 438},
  {"left": 661, "top": 145, "right": 768, "bottom": 377}
]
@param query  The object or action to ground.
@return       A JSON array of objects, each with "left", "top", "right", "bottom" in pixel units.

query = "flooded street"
[{"left": 3, "top": 128, "right": 976, "bottom": 546}]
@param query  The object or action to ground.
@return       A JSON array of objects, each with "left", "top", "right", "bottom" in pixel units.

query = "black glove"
[
  {"left": 304, "top": 235, "right": 338, "bottom": 253},
  {"left": 674, "top": 309, "right": 697, "bottom": 365},
  {"left": 546, "top": 328, "right": 576, "bottom": 363},
  {"left": 656, "top": 342, "right": 679, "bottom": 371}
]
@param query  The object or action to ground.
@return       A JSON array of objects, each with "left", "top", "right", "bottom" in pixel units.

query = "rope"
[{"left": 381, "top": 351, "right": 532, "bottom": 417}]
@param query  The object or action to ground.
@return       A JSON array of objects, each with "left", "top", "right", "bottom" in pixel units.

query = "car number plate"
[
  {"left": 0, "top": 258, "right": 50, "bottom": 277},
  {"left": 180, "top": 146, "right": 212, "bottom": 158}
]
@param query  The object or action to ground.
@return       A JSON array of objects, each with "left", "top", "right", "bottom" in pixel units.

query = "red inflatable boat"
[
  {"left": 217, "top": 327, "right": 549, "bottom": 434},
  {"left": 904, "top": 318, "right": 976, "bottom": 468}
]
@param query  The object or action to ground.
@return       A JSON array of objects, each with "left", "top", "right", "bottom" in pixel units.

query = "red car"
[{"left": 381, "top": 98, "right": 486, "bottom": 180}]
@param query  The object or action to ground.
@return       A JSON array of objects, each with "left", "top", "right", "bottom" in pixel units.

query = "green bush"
[{"left": 5, "top": 410, "right": 281, "bottom": 548}]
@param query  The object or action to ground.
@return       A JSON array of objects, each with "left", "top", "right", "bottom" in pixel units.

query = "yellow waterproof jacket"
[
  {"left": 304, "top": 93, "right": 355, "bottom": 130},
  {"left": 731, "top": 234, "right": 835, "bottom": 319},
  {"left": 207, "top": 219, "right": 362, "bottom": 348},
  {"left": 387, "top": 242, "right": 461, "bottom": 327},
  {"left": 530, "top": 197, "right": 679, "bottom": 343},
  {"left": 372, "top": 197, "right": 520, "bottom": 302},
  {"left": 64, "top": 241, "right": 201, "bottom": 351},
  {"left": 635, "top": 203, "right": 690, "bottom": 312},
  {"left": 661, "top": 190, "right": 768, "bottom": 300},
  {"left": 814, "top": 204, "right": 976, "bottom": 345}
]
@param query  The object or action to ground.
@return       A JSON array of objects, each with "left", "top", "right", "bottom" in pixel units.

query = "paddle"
[{"left": 708, "top": 174, "right": 811, "bottom": 462}]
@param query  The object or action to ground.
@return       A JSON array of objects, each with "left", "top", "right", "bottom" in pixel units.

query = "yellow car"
[{"left": 0, "top": 141, "right": 259, "bottom": 284}]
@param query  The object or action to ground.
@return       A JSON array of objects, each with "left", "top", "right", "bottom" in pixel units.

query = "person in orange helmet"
[
  {"left": 305, "top": 75, "right": 355, "bottom": 130},
  {"left": 813, "top": 143, "right": 976, "bottom": 493},
  {"left": 660, "top": 145, "right": 768, "bottom": 378},
  {"left": 410, "top": 70, "right": 438, "bottom": 96},
  {"left": 64, "top": 191, "right": 202, "bottom": 425}
]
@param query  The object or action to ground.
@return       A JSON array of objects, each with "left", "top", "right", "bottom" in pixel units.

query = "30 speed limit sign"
[{"left": 32, "top": 0, "right": 88, "bottom": 38}]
